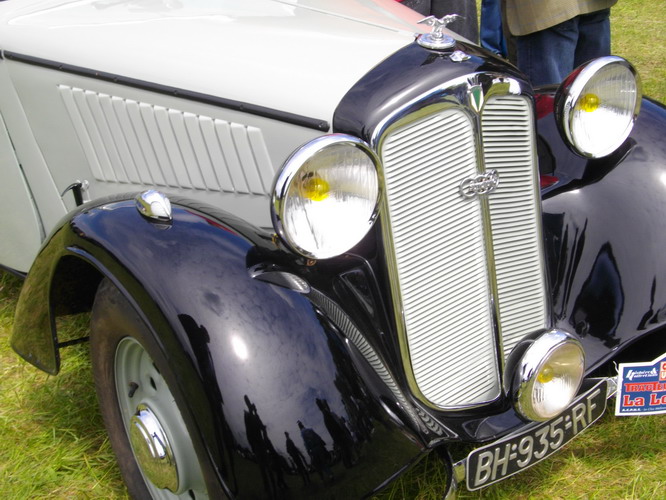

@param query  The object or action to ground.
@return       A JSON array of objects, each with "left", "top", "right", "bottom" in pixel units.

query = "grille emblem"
[{"left": 459, "top": 170, "right": 500, "bottom": 198}]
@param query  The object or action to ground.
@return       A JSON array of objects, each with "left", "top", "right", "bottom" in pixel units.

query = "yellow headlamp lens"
[
  {"left": 300, "top": 175, "right": 330, "bottom": 201},
  {"left": 537, "top": 364, "right": 555, "bottom": 384},
  {"left": 579, "top": 93, "right": 600, "bottom": 112}
]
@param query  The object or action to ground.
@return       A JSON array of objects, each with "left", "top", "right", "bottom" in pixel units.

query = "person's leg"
[
  {"left": 574, "top": 8, "right": 611, "bottom": 67},
  {"left": 501, "top": 0, "right": 517, "bottom": 64},
  {"left": 516, "top": 17, "right": 579, "bottom": 86},
  {"left": 480, "top": 0, "right": 507, "bottom": 56}
]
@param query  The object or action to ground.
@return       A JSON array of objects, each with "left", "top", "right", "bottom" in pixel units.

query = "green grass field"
[
  {"left": 1, "top": 1, "right": 664, "bottom": 498},
  {"left": 612, "top": 0, "right": 665, "bottom": 103}
]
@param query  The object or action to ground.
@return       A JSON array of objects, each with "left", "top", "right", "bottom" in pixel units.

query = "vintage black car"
[{"left": 1, "top": 0, "right": 665, "bottom": 498}]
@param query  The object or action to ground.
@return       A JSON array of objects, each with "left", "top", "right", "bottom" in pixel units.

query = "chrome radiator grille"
[
  {"left": 380, "top": 92, "right": 547, "bottom": 409},
  {"left": 482, "top": 96, "right": 548, "bottom": 358}
]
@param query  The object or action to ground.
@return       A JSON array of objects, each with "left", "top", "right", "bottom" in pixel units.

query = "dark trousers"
[{"left": 516, "top": 9, "right": 612, "bottom": 86}]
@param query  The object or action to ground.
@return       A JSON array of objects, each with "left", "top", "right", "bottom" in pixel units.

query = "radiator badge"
[{"left": 459, "top": 170, "right": 500, "bottom": 199}]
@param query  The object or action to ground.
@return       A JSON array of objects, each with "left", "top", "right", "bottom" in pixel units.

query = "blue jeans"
[
  {"left": 516, "top": 9, "right": 611, "bottom": 86},
  {"left": 480, "top": 0, "right": 506, "bottom": 57}
]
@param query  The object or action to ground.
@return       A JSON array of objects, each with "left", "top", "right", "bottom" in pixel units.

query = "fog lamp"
[{"left": 511, "top": 330, "right": 585, "bottom": 422}]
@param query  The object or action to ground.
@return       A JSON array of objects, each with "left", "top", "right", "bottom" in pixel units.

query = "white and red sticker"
[{"left": 615, "top": 353, "right": 666, "bottom": 416}]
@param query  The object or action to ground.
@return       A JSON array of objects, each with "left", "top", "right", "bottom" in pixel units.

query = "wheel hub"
[{"left": 128, "top": 403, "right": 179, "bottom": 492}]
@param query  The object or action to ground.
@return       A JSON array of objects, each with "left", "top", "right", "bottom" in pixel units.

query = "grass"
[
  {"left": 0, "top": 272, "right": 128, "bottom": 498},
  {"left": 1, "top": 2, "right": 664, "bottom": 498},
  {"left": 611, "top": 0, "right": 666, "bottom": 103},
  {"left": 376, "top": 411, "right": 666, "bottom": 500}
]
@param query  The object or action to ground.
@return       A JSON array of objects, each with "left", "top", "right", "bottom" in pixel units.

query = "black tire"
[{"left": 90, "top": 278, "right": 209, "bottom": 500}]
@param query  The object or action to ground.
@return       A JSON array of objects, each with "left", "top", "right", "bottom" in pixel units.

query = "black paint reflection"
[
  {"left": 637, "top": 276, "right": 666, "bottom": 331},
  {"left": 155, "top": 208, "right": 422, "bottom": 498},
  {"left": 570, "top": 243, "right": 624, "bottom": 348},
  {"left": 297, "top": 420, "right": 333, "bottom": 482},
  {"left": 15, "top": 198, "right": 425, "bottom": 496},
  {"left": 316, "top": 398, "right": 357, "bottom": 469},
  {"left": 284, "top": 432, "right": 310, "bottom": 486},
  {"left": 179, "top": 314, "right": 240, "bottom": 493},
  {"left": 244, "top": 395, "right": 287, "bottom": 497}
]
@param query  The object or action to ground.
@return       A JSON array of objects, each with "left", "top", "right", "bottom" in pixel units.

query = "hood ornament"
[{"left": 417, "top": 15, "right": 460, "bottom": 50}]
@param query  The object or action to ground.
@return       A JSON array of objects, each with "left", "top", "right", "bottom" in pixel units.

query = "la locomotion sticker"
[{"left": 615, "top": 353, "right": 666, "bottom": 416}]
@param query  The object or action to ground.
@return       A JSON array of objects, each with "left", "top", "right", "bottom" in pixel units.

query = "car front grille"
[
  {"left": 379, "top": 81, "right": 548, "bottom": 409},
  {"left": 483, "top": 96, "right": 549, "bottom": 359}
]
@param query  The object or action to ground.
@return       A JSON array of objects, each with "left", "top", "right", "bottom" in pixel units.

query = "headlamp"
[
  {"left": 271, "top": 134, "right": 380, "bottom": 259},
  {"left": 556, "top": 56, "right": 641, "bottom": 158}
]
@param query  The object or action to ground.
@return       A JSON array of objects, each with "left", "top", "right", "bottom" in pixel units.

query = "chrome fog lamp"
[
  {"left": 556, "top": 56, "right": 641, "bottom": 158},
  {"left": 271, "top": 134, "right": 380, "bottom": 259},
  {"left": 511, "top": 330, "right": 585, "bottom": 422}
]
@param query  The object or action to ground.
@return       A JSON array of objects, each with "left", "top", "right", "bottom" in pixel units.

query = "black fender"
[
  {"left": 11, "top": 195, "right": 427, "bottom": 498},
  {"left": 537, "top": 96, "right": 666, "bottom": 370}
]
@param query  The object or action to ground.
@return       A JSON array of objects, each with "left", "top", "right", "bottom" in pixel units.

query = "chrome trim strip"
[
  {"left": 4, "top": 51, "right": 330, "bottom": 131},
  {"left": 307, "top": 289, "right": 429, "bottom": 434}
]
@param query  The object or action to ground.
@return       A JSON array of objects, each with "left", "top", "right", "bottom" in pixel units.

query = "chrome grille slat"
[
  {"left": 412, "top": 329, "right": 489, "bottom": 359},
  {"left": 410, "top": 304, "right": 489, "bottom": 337},
  {"left": 382, "top": 109, "right": 500, "bottom": 408},
  {"left": 402, "top": 261, "right": 481, "bottom": 293},
  {"left": 393, "top": 193, "right": 469, "bottom": 220},
  {"left": 492, "top": 209, "right": 537, "bottom": 219},
  {"left": 404, "top": 280, "right": 488, "bottom": 313},
  {"left": 389, "top": 148, "right": 472, "bottom": 185},
  {"left": 483, "top": 96, "right": 548, "bottom": 357},
  {"left": 398, "top": 232, "right": 480, "bottom": 271},
  {"left": 407, "top": 283, "right": 489, "bottom": 322},
  {"left": 391, "top": 184, "right": 462, "bottom": 212},
  {"left": 389, "top": 122, "right": 468, "bottom": 147}
]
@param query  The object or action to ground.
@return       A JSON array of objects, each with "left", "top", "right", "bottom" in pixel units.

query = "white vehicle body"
[{"left": 0, "top": 0, "right": 431, "bottom": 272}]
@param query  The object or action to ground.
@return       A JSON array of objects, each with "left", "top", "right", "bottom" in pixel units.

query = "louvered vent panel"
[
  {"left": 59, "top": 85, "right": 274, "bottom": 195},
  {"left": 482, "top": 96, "right": 548, "bottom": 357},
  {"left": 381, "top": 110, "right": 501, "bottom": 408}
]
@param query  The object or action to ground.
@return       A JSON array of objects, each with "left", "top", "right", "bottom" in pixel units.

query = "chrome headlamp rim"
[
  {"left": 512, "top": 329, "right": 585, "bottom": 422},
  {"left": 556, "top": 56, "right": 641, "bottom": 159},
  {"left": 271, "top": 133, "right": 381, "bottom": 259}
]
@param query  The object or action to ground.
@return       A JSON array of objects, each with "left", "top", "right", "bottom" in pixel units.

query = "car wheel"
[{"left": 90, "top": 279, "right": 209, "bottom": 500}]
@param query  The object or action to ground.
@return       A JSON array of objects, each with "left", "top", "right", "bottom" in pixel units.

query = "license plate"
[{"left": 466, "top": 380, "right": 608, "bottom": 490}]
